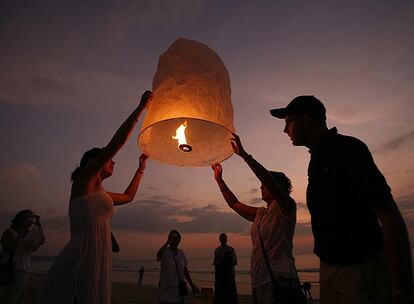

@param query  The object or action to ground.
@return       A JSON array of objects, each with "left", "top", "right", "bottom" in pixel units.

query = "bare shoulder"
[{"left": 70, "top": 176, "right": 102, "bottom": 202}]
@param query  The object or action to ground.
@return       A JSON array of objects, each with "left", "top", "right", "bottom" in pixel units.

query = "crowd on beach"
[{"left": 1, "top": 91, "right": 413, "bottom": 304}]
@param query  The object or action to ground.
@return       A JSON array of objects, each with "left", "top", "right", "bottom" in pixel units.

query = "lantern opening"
[{"left": 172, "top": 121, "right": 192, "bottom": 152}]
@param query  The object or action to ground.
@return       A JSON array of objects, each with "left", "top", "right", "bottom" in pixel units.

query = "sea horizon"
[{"left": 31, "top": 254, "right": 321, "bottom": 297}]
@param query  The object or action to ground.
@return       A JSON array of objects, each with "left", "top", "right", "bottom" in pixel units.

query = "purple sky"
[{"left": 1, "top": 0, "right": 413, "bottom": 261}]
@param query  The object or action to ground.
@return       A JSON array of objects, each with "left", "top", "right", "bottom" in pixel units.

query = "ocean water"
[{"left": 32, "top": 254, "right": 320, "bottom": 298}]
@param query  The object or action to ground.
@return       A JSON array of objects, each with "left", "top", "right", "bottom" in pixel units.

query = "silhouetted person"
[
  {"left": 138, "top": 266, "right": 144, "bottom": 285},
  {"left": 211, "top": 134, "right": 304, "bottom": 304},
  {"left": 111, "top": 232, "right": 120, "bottom": 253},
  {"left": 213, "top": 233, "right": 238, "bottom": 304},
  {"left": 301, "top": 282, "right": 312, "bottom": 300},
  {"left": 156, "top": 230, "right": 199, "bottom": 304},
  {"left": 41, "top": 91, "right": 152, "bottom": 304},
  {"left": 0, "top": 210, "right": 45, "bottom": 304},
  {"left": 270, "top": 95, "right": 413, "bottom": 303}
]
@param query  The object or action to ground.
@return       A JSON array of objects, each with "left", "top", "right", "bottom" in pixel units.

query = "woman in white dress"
[
  {"left": 41, "top": 90, "right": 152, "bottom": 304},
  {"left": 0, "top": 210, "right": 45, "bottom": 304}
]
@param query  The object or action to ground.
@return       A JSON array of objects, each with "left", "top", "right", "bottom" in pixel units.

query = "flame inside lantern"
[{"left": 172, "top": 121, "right": 192, "bottom": 152}]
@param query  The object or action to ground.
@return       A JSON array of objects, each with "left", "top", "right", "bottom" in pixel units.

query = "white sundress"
[{"left": 41, "top": 190, "right": 114, "bottom": 304}]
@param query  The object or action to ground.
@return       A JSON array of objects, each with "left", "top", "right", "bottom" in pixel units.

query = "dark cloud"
[
  {"left": 374, "top": 130, "right": 414, "bottom": 154},
  {"left": 295, "top": 222, "right": 312, "bottom": 236},
  {"left": 248, "top": 197, "right": 263, "bottom": 205},
  {"left": 112, "top": 199, "right": 250, "bottom": 234},
  {"left": 42, "top": 216, "right": 70, "bottom": 231},
  {"left": 25, "top": 198, "right": 252, "bottom": 235},
  {"left": 296, "top": 202, "right": 308, "bottom": 210}
]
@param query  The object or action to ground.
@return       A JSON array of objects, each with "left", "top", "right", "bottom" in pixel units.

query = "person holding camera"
[
  {"left": 156, "top": 230, "right": 199, "bottom": 304},
  {"left": 0, "top": 209, "right": 45, "bottom": 304}
]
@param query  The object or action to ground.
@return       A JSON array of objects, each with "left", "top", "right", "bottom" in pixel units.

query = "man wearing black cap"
[{"left": 270, "top": 96, "right": 413, "bottom": 303}]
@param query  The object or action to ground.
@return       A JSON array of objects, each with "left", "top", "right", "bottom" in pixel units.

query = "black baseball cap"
[{"left": 270, "top": 95, "right": 326, "bottom": 121}]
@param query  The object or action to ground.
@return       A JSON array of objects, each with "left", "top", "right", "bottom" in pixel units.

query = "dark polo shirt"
[{"left": 307, "top": 128, "right": 392, "bottom": 265}]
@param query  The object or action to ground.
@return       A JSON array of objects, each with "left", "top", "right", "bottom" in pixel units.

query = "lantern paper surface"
[{"left": 138, "top": 38, "right": 235, "bottom": 166}]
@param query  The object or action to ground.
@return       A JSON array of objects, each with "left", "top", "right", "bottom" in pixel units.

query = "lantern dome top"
[{"left": 138, "top": 38, "right": 235, "bottom": 166}]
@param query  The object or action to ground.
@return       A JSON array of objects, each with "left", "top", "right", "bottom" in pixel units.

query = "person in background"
[
  {"left": 41, "top": 90, "right": 152, "bottom": 304},
  {"left": 111, "top": 232, "right": 120, "bottom": 253},
  {"left": 138, "top": 265, "right": 144, "bottom": 285},
  {"left": 270, "top": 95, "right": 413, "bottom": 303},
  {"left": 0, "top": 210, "right": 45, "bottom": 304},
  {"left": 211, "top": 134, "right": 303, "bottom": 304},
  {"left": 213, "top": 232, "right": 238, "bottom": 304},
  {"left": 157, "top": 230, "right": 199, "bottom": 304}
]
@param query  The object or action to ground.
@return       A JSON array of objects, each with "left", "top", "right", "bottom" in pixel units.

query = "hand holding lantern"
[{"left": 230, "top": 133, "right": 250, "bottom": 160}]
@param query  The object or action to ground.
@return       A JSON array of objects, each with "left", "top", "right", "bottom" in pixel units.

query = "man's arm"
[
  {"left": 184, "top": 266, "right": 197, "bottom": 290},
  {"left": 231, "top": 247, "right": 237, "bottom": 266},
  {"left": 372, "top": 197, "right": 413, "bottom": 292},
  {"left": 349, "top": 139, "right": 413, "bottom": 295}
]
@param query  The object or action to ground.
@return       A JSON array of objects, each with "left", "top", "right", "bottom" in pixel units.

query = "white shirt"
[
  {"left": 159, "top": 247, "right": 188, "bottom": 288},
  {"left": 158, "top": 247, "right": 188, "bottom": 303},
  {"left": 9, "top": 225, "right": 44, "bottom": 272},
  {"left": 250, "top": 200, "right": 297, "bottom": 288}
]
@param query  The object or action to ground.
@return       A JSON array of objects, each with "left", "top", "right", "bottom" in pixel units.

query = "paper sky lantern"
[{"left": 138, "top": 38, "right": 235, "bottom": 166}]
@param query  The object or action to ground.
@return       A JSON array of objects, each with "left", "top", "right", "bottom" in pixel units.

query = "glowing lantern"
[{"left": 138, "top": 38, "right": 235, "bottom": 166}]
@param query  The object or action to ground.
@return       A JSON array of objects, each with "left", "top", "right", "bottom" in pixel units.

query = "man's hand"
[
  {"left": 211, "top": 163, "right": 223, "bottom": 181},
  {"left": 231, "top": 133, "right": 249, "bottom": 159}
]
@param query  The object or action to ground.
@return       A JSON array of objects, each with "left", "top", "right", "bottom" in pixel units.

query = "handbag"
[
  {"left": 173, "top": 252, "right": 189, "bottom": 297},
  {"left": 0, "top": 250, "right": 15, "bottom": 286},
  {"left": 257, "top": 214, "right": 307, "bottom": 304}
]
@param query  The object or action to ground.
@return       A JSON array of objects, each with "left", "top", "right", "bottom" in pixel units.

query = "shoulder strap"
[{"left": 258, "top": 211, "right": 305, "bottom": 299}]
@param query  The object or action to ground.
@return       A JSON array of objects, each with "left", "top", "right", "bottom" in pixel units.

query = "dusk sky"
[{"left": 1, "top": 1, "right": 413, "bottom": 263}]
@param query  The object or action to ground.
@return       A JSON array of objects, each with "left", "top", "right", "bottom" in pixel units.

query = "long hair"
[
  {"left": 70, "top": 147, "right": 103, "bottom": 181},
  {"left": 269, "top": 171, "right": 292, "bottom": 194},
  {"left": 11, "top": 209, "right": 33, "bottom": 230}
]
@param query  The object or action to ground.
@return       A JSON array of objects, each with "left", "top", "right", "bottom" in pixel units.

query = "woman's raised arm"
[
  {"left": 108, "top": 154, "right": 149, "bottom": 205},
  {"left": 211, "top": 163, "right": 258, "bottom": 222},
  {"left": 84, "top": 91, "right": 152, "bottom": 176}
]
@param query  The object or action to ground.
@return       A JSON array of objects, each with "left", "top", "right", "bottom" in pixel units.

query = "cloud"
[
  {"left": 373, "top": 130, "right": 414, "bottom": 154},
  {"left": 248, "top": 197, "right": 263, "bottom": 205},
  {"left": 0, "top": 161, "right": 42, "bottom": 185},
  {"left": 35, "top": 198, "right": 314, "bottom": 238},
  {"left": 112, "top": 199, "right": 250, "bottom": 234}
]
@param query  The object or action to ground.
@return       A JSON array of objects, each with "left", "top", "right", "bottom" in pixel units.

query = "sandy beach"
[
  {"left": 16, "top": 273, "right": 256, "bottom": 304},
  {"left": 16, "top": 273, "right": 319, "bottom": 303}
]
